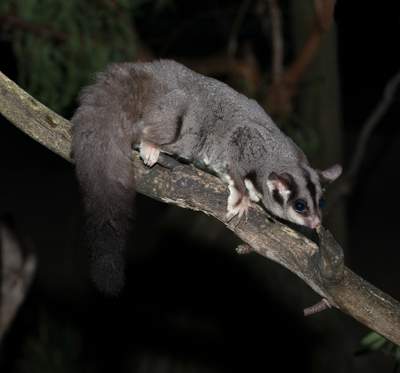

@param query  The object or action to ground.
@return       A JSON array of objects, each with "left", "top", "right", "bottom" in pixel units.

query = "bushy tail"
[{"left": 72, "top": 105, "right": 137, "bottom": 295}]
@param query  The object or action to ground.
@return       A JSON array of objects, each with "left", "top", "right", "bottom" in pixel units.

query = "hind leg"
[
  {"left": 138, "top": 90, "right": 187, "bottom": 167},
  {"left": 138, "top": 119, "right": 178, "bottom": 168}
]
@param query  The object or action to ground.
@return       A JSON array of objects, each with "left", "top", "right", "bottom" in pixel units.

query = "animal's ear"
[
  {"left": 267, "top": 172, "right": 292, "bottom": 198},
  {"left": 319, "top": 164, "right": 342, "bottom": 184}
]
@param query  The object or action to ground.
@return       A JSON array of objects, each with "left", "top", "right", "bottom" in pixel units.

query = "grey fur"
[{"left": 71, "top": 60, "right": 341, "bottom": 294}]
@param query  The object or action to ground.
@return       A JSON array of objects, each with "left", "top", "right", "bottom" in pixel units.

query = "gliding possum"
[{"left": 71, "top": 60, "right": 341, "bottom": 295}]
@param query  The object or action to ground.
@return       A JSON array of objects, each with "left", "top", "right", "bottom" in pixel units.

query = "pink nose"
[{"left": 309, "top": 217, "right": 321, "bottom": 229}]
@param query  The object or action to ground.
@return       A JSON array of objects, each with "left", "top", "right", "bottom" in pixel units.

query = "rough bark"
[{"left": 1, "top": 70, "right": 400, "bottom": 345}]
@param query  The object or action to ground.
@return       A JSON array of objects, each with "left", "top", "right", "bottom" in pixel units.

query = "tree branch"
[
  {"left": 346, "top": 70, "right": 400, "bottom": 183},
  {"left": 266, "top": 0, "right": 284, "bottom": 83},
  {"left": 283, "top": 0, "right": 335, "bottom": 85},
  {"left": 1, "top": 70, "right": 400, "bottom": 345},
  {"left": 227, "top": 0, "right": 252, "bottom": 57},
  {"left": 0, "top": 15, "right": 67, "bottom": 42},
  {"left": 303, "top": 298, "right": 331, "bottom": 316},
  {"left": 327, "top": 69, "right": 400, "bottom": 211},
  {"left": 264, "top": 0, "right": 336, "bottom": 118}
]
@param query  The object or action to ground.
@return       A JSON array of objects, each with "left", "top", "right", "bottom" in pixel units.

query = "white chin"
[{"left": 286, "top": 210, "right": 307, "bottom": 227}]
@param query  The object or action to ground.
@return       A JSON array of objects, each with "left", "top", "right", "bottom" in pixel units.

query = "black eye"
[
  {"left": 294, "top": 199, "right": 307, "bottom": 213},
  {"left": 319, "top": 197, "right": 326, "bottom": 209}
]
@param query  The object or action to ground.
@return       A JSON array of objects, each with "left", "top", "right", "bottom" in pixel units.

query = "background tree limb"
[
  {"left": 1, "top": 70, "right": 400, "bottom": 345},
  {"left": 347, "top": 70, "right": 400, "bottom": 183},
  {"left": 328, "top": 69, "right": 400, "bottom": 209}
]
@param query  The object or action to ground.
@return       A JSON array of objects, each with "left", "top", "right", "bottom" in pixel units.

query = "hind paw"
[{"left": 140, "top": 141, "right": 160, "bottom": 167}]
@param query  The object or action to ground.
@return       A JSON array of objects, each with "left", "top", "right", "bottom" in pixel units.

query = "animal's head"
[{"left": 262, "top": 164, "right": 342, "bottom": 229}]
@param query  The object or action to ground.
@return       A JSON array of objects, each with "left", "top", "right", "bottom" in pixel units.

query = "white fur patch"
[
  {"left": 140, "top": 141, "right": 160, "bottom": 167},
  {"left": 267, "top": 180, "right": 291, "bottom": 202},
  {"left": 227, "top": 184, "right": 241, "bottom": 211},
  {"left": 226, "top": 176, "right": 240, "bottom": 210},
  {"left": 222, "top": 175, "right": 251, "bottom": 221},
  {"left": 287, "top": 208, "right": 306, "bottom": 226},
  {"left": 222, "top": 173, "right": 234, "bottom": 184},
  {"left": 244, "top": 179, "right": 261, "bottom": 202}
]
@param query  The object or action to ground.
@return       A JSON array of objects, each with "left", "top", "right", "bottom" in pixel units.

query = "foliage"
[
  {"left": 0, "top": 0, "right": 141, "bottom": 114},
  {"left": 358, "top": 332, "right": 400, "bottom": 369}
]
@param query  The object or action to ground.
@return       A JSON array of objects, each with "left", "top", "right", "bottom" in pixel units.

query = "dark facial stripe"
[
  {"left": 245, "top": 170, "right": 262, "bottom": 192},
  {"left": 271, "top": 172, "right": 298, "bottom": 205},
  {"left": 284, "top": 173, "right": 298, "bottom": 202},
  {"left": 272, "top": 189, "right": 284, "bottom": 206},
  {"left": 303, "top": 168, "right": 317, "bottom": 210}
]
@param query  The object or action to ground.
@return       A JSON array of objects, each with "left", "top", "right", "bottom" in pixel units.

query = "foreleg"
[{"left": 224, "top": 169, "right": 252, "bottom": 222}]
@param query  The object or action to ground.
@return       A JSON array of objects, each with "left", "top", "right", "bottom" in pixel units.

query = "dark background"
[{"left": 1, "top": 1, "right": 400, "bottom": 372}]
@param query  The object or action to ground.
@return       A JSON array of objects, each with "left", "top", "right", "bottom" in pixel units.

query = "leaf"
[{"left": 361, "top": 332, "right": 385, "bottom": 348}]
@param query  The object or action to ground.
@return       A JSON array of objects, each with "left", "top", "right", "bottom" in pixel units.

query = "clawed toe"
[
  {"left": 225, "top": 195, "right": 251, "bottom": 223},
  {"left": 140, "top": 141, "right": 160, "bottom": 167}
]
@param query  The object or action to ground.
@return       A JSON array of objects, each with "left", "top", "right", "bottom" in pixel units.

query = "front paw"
[
  {"left": 140, "top": 141, "right": 160, "bottom": 167},
  {"left": 225, "top": 194, "right": 252, "bottom": 222}
]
